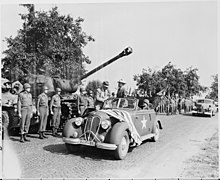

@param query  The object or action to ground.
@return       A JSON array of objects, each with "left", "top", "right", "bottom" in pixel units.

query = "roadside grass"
[{"left": 181, "top": 130, "right": 219, "bottom": 178}]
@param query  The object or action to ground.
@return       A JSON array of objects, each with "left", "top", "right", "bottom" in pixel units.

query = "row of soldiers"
[
  {"left": 17, "top": 79, "right": 128, "bottom": 143},
  {"left": 18, "top": 83, "right": 62, "bottom": 142}
]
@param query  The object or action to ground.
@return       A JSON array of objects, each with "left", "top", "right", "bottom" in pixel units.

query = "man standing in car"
[
  {"left": 116, "top": 79, "right": 127, "bottom": 98},
  {"left": 95, "top": 81, "right": 111, "bottom": 110}
]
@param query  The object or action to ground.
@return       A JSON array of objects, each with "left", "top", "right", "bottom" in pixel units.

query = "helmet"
[
  {"left": 23, "top": 83, "right": 31, "bottom": 89},
  {"left": 56, "top": 87, "right": 61, "bottom": 92}
]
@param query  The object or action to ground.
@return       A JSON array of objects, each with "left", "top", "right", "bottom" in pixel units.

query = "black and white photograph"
[{"left": 1, "top": 0, "right": 218, "bottom": 179}]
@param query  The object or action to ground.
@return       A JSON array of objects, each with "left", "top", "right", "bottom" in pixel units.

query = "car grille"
[{"left": 81, "top": 116, "right": 101, "bottom": 142}]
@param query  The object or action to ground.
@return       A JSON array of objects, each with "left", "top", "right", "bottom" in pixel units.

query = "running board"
[{"left": 140, "top": 133, "right": 155, "bottom": 141}]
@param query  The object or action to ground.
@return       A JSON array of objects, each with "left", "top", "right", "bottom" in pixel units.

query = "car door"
[{"left": 132, "top": 109, "right": 154, "bottom": 136}]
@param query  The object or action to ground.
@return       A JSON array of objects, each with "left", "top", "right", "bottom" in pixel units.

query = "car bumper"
[
  {"left": 192, "top": 110, "right": 212, "bottom": 115},
  {"left": 63, "top": 137, "right": 117, "bottom": 150}
]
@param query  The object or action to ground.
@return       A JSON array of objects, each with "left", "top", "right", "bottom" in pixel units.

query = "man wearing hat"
[
  {"left": 18, "top": 83, "right": 33, "bottom": 143},
  {"left": 50, "top": 87, "right": 62, "bottom": 136},
  {"left": 95, "top": 81, "right": 111, "bottom": 110},
  {"left": 116, "top": 79, "right": 127, "bottom": 98},
  {"left": 37, "top": 85, "right": 49, "bottom": 139}
]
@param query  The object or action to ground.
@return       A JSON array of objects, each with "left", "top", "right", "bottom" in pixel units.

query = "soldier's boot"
[
  {"left": 39, "top": 132, "right": 44, "bottom": 139},
  {"left": 55, "top": 128, "right": 60, "bottom": 136},
  {"left": 24, "top": 134, "right": 30, "bottom": 142},
  {"left": 42, "top": 132, "right": 48, "bottom": 138},
  {"left": 20, "top": 134, "right": 25, "bottom": 143},
  {"left": 52, "top": 128, "right": 56, "bottom": 137}
]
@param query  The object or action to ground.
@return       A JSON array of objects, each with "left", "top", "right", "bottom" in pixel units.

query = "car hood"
[{"left": 88, "top": 110, "right": 110, "bottom": 120}]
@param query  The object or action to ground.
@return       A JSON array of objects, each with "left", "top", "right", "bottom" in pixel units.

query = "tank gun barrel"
[{"left": 81, "top": 47, "right": 132, "bottom": 80}]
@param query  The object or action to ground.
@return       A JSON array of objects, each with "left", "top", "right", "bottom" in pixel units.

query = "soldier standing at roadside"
[
  {"left": 50, "top": 88, "right": 61, "bottom": 137},
  {"left": 116, "top": 79, "right": 127, "bottom": 98},
  {"left": 37, "top": 86, "right": 49, "bottom": 139},
  {"left": 17, "top": 83, "right": 33, "bottom": 143},
  {"left": 95, "top": 81, "right": 111, "bottom": 110}
]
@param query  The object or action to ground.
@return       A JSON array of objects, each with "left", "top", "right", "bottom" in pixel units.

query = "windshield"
[
  {"left": 103, "top": 98, "right": 137, "bottom": 109},
  {"left": 197, "top": 99, "right": 212, "bottom": 104}
]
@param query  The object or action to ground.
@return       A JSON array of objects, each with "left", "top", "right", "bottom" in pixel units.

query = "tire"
[
  {"left": 152, "top": 121, "right": 160, "bottom": 142},
  {"left": 65, "top": 143, "right": 80, "bottom": 153},
  {"left": 114, "top": 131, "right": 129, "bottom": 160}
]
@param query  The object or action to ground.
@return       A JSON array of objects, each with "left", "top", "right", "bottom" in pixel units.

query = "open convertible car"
[{"left": 62, "top": 97, "right": 163, "bottom": 160}]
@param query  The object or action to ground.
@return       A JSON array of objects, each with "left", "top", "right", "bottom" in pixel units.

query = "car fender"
[
  {"left": 109, "top": 122, "right": 130, "bottom": 145},
  {"left": 152, "top": 119, "right": 163, "bottom": 133},
  {"left": 62, "top": 118, "right": 82, "bottom": 138}
]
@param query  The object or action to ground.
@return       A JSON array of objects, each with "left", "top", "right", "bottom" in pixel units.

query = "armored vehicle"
[
  {"left": 22, "top": 47, "right": 133, "bottom": 129},
  {"left": 2, "top": 79, "right": 39, "bottom": 137}
]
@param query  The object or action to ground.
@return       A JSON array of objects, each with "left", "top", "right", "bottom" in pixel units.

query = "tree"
[
  {"left": 134, "top": 62, "right": 201, "bottom": 98},
  {"left": 85, "top": 80, "right": 102, "bottom": 96},
  {"left": 2, "top": 4, "right": 94, "bottom": 81},
  {"left": 184, "top": 67, "right": 201, "bottom": 96},
  {"left": 208, "top": 74, "right": 218, "bottom": 101}
]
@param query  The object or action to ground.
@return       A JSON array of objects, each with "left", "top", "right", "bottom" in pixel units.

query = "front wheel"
[
  {"left": 114, "top": 131, "right": 129, "bottom": 160},
  {"left": 65, "top": 143, "right": 81, "bottom": 153}
]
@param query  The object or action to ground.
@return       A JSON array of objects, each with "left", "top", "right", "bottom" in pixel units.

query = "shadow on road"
[
  {"left": 43, "top": 143, "right": 69, "bottom": 155},
  {"left": 43, "top": 143, "right": 116, "bottom": 161}
]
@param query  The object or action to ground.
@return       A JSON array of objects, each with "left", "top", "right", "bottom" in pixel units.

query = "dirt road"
[{"left": 2, "top": 113, "right": 218, "bottom": 178}]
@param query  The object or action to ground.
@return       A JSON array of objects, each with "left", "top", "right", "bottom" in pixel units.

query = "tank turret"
[{"left": 23, "top": 47, "right": 133, "bottom": 97}]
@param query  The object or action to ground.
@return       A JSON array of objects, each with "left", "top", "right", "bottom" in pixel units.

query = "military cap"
[
  {"left": 103, "top": 81, "right": 109, "bottom": 87},
  {"left": 56, "top": 87, "right": 61, "bottom": 92},
  {"left": 23, "top": 83, "right": 31, "bottom": 89},
  {"left": 118, "top": 79, "right": 126, "bottom": 84},
  {"left": 144, "top": 99, "right": 149, "bottom": 104}
]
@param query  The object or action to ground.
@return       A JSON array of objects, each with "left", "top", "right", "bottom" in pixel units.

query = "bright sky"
[{"left": 1, "top": 1, "right": 218, "bottom": 93}]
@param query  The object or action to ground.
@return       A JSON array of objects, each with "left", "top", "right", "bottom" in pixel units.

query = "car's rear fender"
[{"left": 151, "top": 119, "right": 163, "bottom": 133}]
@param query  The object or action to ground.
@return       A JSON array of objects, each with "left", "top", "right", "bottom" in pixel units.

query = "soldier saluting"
[
  {"left": 50, "top": 87, "right": 61, "bottom": 136},
  {"left": 17, "top": 83, "right": 33, "bottom": 143},
  {"left": 37, "top": 86, "right": 49, "bottom": 139}
]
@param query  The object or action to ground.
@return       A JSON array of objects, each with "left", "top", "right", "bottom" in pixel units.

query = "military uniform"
[
  {"left": 37, "top": 92, "right": 49, "bottom": 138},
  {"left": 79, "top": 94, "right": 88, "bottom": 115},
  {"left": 87, "top": 96, "right": 94, "bottom": 108},
  {"left": 95, "top": 87, "right": 111, "bottom": 110},
  {"left": 50, "top": 93, "right": 61, "bottom": 135},
  {"left": 116, "top": 79, "right": 127, "bottom": 98},
  {"left": 17, "top": 83, "right": 33, "bottom": 142},
  {"left": 116, "top": 87, "right": 127, "bottom": 98}
]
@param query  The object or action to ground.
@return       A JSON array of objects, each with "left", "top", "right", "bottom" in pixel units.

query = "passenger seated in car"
[{"left": 142, "top": 99, "right": 150, "bottom": 110}]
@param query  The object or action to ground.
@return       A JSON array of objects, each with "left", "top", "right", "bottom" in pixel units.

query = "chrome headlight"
[
  {"left": 101, "top": 120, "right": 111, "bottom": 130},
  {"left": 75, "top": 117, "right": 84, "bottom": 126}
]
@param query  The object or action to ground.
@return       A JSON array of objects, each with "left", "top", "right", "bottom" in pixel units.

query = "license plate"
[{"left": 80, "top": 140, "right": 95, "bottom": 146}]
